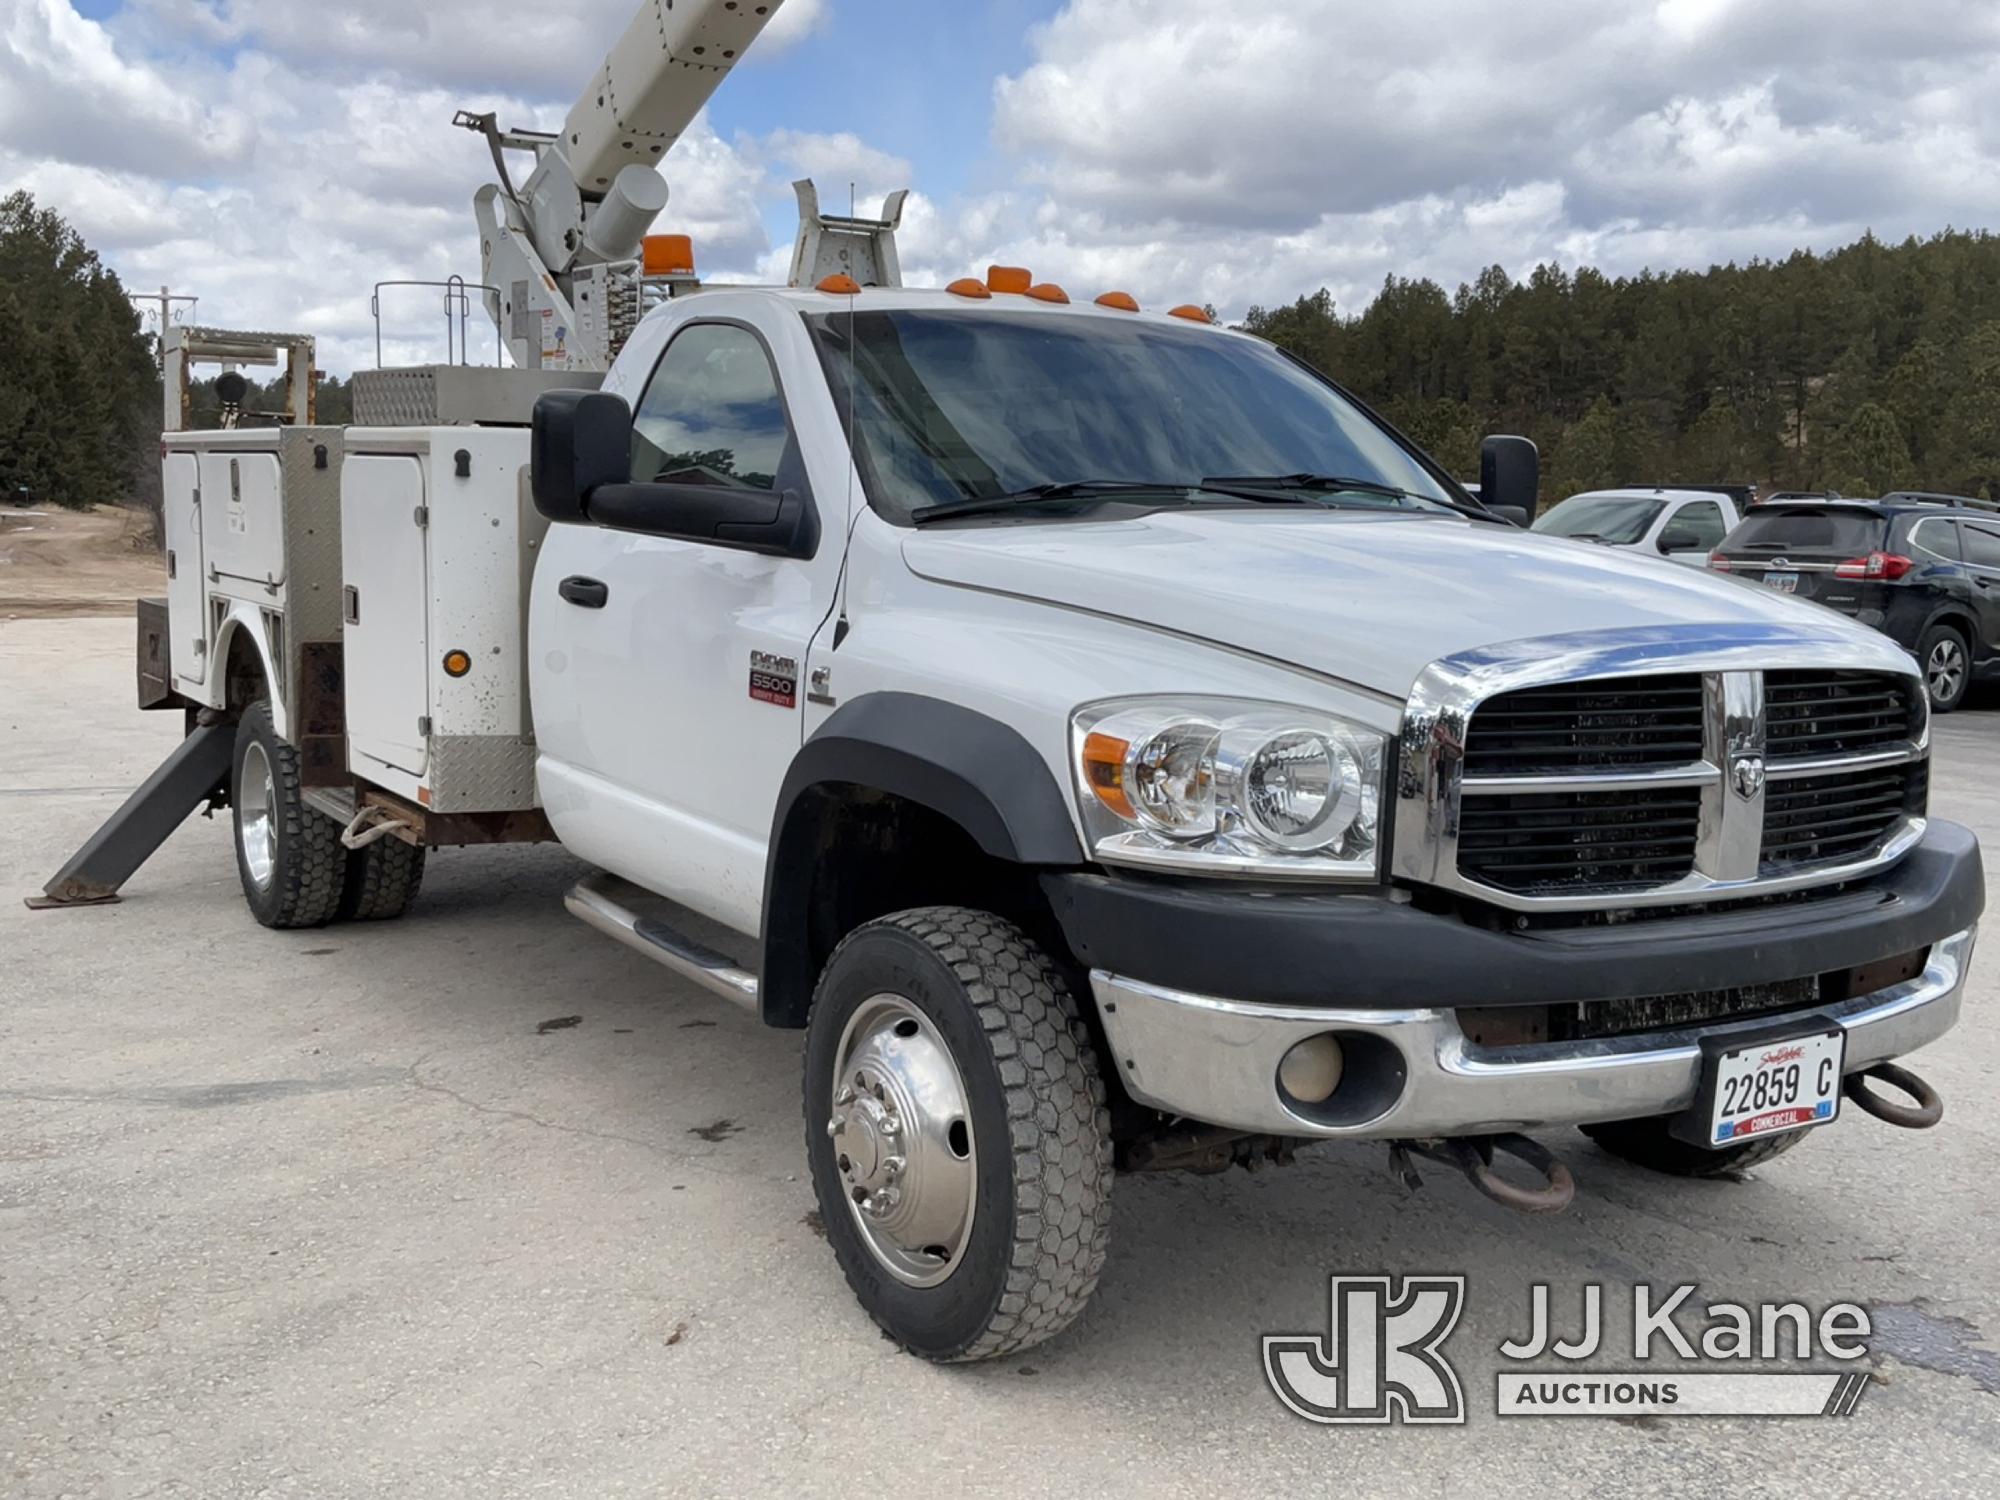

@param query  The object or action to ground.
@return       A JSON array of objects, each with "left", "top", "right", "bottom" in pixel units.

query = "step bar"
[{"left": 563, "top": 873, "right": 759, "bottom": 1012}]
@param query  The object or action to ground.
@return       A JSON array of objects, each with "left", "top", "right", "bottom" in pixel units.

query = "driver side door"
[{"left": 532, "top": 312, "right": 845, "bottom": 935}]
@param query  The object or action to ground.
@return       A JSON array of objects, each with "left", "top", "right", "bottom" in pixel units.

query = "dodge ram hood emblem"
[{"left": 1730, "top": 753, "right": 1767, "bottom": 800}]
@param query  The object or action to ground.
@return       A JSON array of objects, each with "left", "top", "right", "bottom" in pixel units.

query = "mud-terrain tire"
[
  {"left": 1580, "top": 1114, "right": 1808, "bottom": 1178},
  {"left": 338, "top": 839, "right": 427, "bottom": 921},
  {"left": 803, "top": 907, "right": 1114, "bottom": 1362},
  {"left": 230, "top": 701, "right": 345, "bottom": 929}
]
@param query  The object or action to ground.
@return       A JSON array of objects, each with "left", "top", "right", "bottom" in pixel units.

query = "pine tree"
[{"left": 0, "top": 192, "right": 158, "bottom": 509}]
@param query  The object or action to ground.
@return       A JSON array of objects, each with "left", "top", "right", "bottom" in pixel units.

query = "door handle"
[{"left": 559, "top": 575, "right": 609, "bottom": 609}]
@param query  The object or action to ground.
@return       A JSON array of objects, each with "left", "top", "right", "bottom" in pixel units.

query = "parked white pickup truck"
[
  {"left": 1532, "top": 485, "right": 1746, "bottom": 565},
  {"left": 47, "top": 279, "right": 1983, "bottom": 1363}
]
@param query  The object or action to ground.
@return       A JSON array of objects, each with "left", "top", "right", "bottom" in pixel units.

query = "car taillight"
[
  {"left": 1832, "top": 551, "right": 1914, "bottom": 580},
  {"left": 1707, "top": 553, "right": 1731, "bottom": 571}
]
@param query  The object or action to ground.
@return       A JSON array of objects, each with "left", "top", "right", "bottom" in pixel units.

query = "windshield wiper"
[
  {"left": 1202, "top": 472, "right": 1507, "bottom": 523},
  {"left": 909, "top": 479, "right": 1318, "bottom": 525}
]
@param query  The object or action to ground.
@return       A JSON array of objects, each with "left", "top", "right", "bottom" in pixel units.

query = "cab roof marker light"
[
  {"left": 816, "top": 273, "right": 862, "bottom": 294},
  {"left": 986, "top": 265, "right": 1033, "bottom": 294},
  {"left": 641, "top": 234, "right": 695, "bottom": 277},
  {"left": 1094, "top": 291, "right": 1140, "bottom": 312},
  {"left": 946, "top": 277, "right": 992, "bottom": 299},
  {"left": 1168, "top": 304, "right": 1212, "bottom": 323},
  {"left": 1027, "top": 283, "right": 1070, "bottom": 304}
]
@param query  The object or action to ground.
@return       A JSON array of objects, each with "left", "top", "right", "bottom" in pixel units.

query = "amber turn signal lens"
[
  {"left": 443, "top": 649, "right": 472, "bottom": 678},
  {"left": 1080, "top": 731, "right": 1135, "bottom": 819}
]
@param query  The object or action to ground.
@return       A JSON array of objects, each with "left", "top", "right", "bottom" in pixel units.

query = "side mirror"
[
  {"left": 1657, "top": 528, "right": 1700, "bottom": 554},
  {"left": 532, "top": 388, "right": 633, "bottom": 522},
  {"left": 1488, "top": 505, "right": 1530, "bottom": 527},
  {"left": 1479, "top": 435, "right": 1539, "bottom": 519}
]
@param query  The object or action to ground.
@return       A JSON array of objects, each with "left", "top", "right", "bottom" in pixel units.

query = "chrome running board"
[{"left": 564, "top": 873, "right": 759, "bottom": 1012}]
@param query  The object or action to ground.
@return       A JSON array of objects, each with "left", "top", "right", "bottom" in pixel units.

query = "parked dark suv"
[{"left": 1711, "top": 496, "right": 2000, "bottom": 710}]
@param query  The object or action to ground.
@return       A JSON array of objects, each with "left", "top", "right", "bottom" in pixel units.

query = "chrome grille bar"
[{"left": 1392, "top": 625, "right": 1928, "bottom": 913}]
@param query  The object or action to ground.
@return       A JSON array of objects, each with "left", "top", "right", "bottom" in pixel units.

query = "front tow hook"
[
  {"left": 1844, "top": 1063, "right": 1944, "bottom": 1129},
  {"left": 1388, "top": 1132, "right": 1577, "bottom": 1214}
]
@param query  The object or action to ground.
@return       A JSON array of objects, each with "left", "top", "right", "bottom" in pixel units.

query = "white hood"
[{"left": 902, "top": 510, "right": 1908, "bottom": 699}]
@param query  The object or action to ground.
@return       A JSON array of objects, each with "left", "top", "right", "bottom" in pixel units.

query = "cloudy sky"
[{"left": 5, "top": 0, "right": 1998, "bottom": 373}]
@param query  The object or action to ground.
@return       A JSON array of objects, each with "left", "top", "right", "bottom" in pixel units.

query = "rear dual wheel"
[
  {"left": 230, "top": 703, "right": 425, "bottom": 926},
  {"left": 803, "top": 908, "right": 1113, "bottom": 1362}
]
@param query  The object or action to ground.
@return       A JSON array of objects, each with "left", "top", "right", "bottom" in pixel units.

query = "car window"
[
  {"left": 1909, "top": 517, "right": 1963, "bottom": 561},
  {"left": 1724, "top": 508, "right": 1886, "bottom": 555},
  {"left": 1669, "top": 500, "right": 1727, "bottom": 549},
  {"left": 629, "top": 323, "right": 790, "bottom": 490},
  {"left": 1532, "top": 494, "right": 1665, "bottom": 545},
  {"left": 1964, "top": 521, "right": 2000, "bottom": 570}
]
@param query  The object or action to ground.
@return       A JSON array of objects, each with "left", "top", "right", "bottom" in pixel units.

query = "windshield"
[
  {"left": 1724, "top": 508, "right": 1887, "bottom": 555},
  {"left": 806, "top": 309, "right": 1460, "bottom": 523},
  {"left": 1533, "top": 493, "right": 1666, "bottom": 545}
]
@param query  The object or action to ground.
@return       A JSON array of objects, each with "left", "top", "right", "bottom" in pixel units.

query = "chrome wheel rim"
[
  {"left": 237, "top": 740, "right": 278, "bottom": 891},
  {"left": 826, "top": 994, "right": 977, "bottom": 1288},
  {"left": 1927, "top": 639, "right": 1965, "bottom": 705}
]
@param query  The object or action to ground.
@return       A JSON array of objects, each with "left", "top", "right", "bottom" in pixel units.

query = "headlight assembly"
[{"left": 1071, "top": 697, "right": 1385, "bottom": 879}]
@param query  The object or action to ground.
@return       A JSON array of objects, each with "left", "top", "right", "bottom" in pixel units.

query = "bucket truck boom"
[{"left": 455, "top": 0, "right": 785, "bottom": 371}]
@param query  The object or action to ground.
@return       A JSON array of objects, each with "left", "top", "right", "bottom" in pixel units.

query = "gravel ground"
[{"left": 2, "top": 615, "right": 1995, "bottom": 1499}]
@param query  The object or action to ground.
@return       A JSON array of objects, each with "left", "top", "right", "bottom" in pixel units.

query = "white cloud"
[
  {"left": 976, "top": 0, "right": 2000, "bottom": 314},
  {"left": 6, "top": 0, "right": 1999, "bottom": 374},
  {"left": 758, "top": 0, "right": 828, "bottom": 54}
]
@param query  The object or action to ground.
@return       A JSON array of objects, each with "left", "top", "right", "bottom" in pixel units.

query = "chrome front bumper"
[{"left": 1089, "top": 926, "right": 1976, "bottom": 1140}]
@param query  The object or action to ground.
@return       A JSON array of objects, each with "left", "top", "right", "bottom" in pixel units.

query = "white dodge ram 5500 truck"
[{"left": 56, "top": 280, "right": 1983, "bottom": 1363}]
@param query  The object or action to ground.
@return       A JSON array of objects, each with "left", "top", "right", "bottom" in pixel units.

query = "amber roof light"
[
  {"left": 986, "top": 265, "right": 1033, "bottom": 294},
  {"left": 1094, "top": 291, "right": 1140, "bottom": 312}
]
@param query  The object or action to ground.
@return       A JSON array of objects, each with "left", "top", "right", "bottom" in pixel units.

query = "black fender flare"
[{"left": 757, "top": 692, "right": 1084, "bottom": 1026}]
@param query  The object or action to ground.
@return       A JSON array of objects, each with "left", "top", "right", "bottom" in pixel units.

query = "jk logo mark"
[{"left": 1263, "top": 1275, "right": 1467, "bottom": 1424}]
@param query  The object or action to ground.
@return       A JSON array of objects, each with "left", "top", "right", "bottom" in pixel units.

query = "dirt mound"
[{"left": 0, "top": 505, "right": 166, "bottom": 619}]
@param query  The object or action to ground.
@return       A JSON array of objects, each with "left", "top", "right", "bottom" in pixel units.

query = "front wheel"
[{"left": 803, "top": 908, "right": 1113, "bottom": 1362}]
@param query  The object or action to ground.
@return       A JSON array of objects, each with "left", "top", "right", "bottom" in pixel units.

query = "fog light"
[{"left": 1278, "top": 1033, "right": 1345, "bottom": 1104}]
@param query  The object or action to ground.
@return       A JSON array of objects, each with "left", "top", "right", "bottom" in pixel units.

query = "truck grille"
[
  {"left": 1459, "top": 675, "right": 1706, "bottom": 775},
  {"left": 1762, "top": 762, "right": 1929, "bottom": 871},
  {"left": 1443, "top": 667, "right": 1924, "bottom": 903},
  {"left": 1766, "top": 671, "right": 1920, "bottom": 760},
  {"left": 1458, "top": 787, "right": 1701, "bottom": 893}
]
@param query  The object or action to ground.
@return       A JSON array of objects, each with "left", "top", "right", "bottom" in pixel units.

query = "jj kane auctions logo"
[{"left": 1265, "top": 1276, "right": 1874, "bottom": 1423}]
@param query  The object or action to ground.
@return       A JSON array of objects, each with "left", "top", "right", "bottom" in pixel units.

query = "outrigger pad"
[{"left": 26, "top": 721, "right": 235, "bottom": 909}]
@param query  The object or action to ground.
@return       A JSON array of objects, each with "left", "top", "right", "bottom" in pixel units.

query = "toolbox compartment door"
[
  {"left": 341, "top": 453, "right": 431, "bottom": 777},
  {"left": 163, "top": 450, "right": 207, "bottom": 686}
]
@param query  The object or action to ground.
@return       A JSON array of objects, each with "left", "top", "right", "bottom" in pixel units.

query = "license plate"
[
  {"left": 1672, "top": 1024, "right": 1840, "bottom": 1152},
  {"left": 1683, "top": 1023, "right": 1846, "bottom": 1148},
  {"left": 1763, "top": 571, "right": 1800, "bottom": 593}
]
